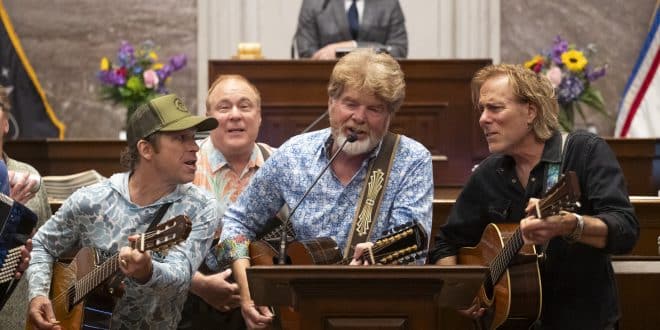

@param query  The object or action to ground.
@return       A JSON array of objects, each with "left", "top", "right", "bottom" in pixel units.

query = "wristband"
[{"left": 565, "top": 213, "right": 584, "bottom": 242}]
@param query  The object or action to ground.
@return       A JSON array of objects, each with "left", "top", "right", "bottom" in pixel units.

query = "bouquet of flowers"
[
  {"left": 524, "top": 36, "right": 608, "bottom": 131},
  {"left": 97, "top": 40, "right": 187, "bottom": 125}
]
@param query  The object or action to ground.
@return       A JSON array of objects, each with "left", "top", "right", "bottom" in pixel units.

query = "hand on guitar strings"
[
  {"left": 28, "top": 295, "right": 62, "bottom": 330},
  {"left": 457, "top": 296, "right": 486, "bottom": 320},
  {"left": 15, "top": 238, "right": 32, "bottom": 279},
  {"left": 240, "top": 299, "right": 273, "bottom": 329},
  {"left": 118, "top": 235, "right": 153, "bottom": 284},
  {"left": 521, "top": 198, "right": 574, "bottom": 245},
  {"left": 192, "top": 268, "right": 241, "bottom": 312},
  {"left": 350, "top": 242, "right": 375, "bottom": 265}
]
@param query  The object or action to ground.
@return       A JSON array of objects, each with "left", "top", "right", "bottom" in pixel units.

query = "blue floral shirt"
[
  {"left": 27, "top": 173, "right": 219, "bottom": 329},
  {"left": 218, "top": 128, "right": 433, "bottom": 263}
]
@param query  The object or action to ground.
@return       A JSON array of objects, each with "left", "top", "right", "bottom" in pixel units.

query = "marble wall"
[
  {"left": 3, "top": 0, "right": 657, "bottom": 138},
  {"left": 501, "top": 0, "right": 658, "bottom": 135},
  {"left": 3, "top": 0, "right": 197, "bottom": 138}
]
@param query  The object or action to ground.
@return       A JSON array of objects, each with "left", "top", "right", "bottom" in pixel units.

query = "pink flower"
[
  {"left": 143, "top": 69, "right": 159, "bottom": 89},
  {"left": 546, "top": 66, "right": 562, "bottom": 88}
]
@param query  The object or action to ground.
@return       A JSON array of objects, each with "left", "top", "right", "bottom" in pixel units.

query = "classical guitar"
[
  {"left": 458, "top": 171, "right": 581, "bottom": 330},
  {"left": 0, "top": 194, "right": 38, "bottom": 310},
  {"left": 26, "top": 215, "right": 192, "bottom": 330}
]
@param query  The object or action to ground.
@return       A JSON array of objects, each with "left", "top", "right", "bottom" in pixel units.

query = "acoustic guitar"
[
  {"left": 458, "top": 171, "right": 581, "bottom": 329},
  {"left": 0, "top": 194, "right": 38, "bottom": 310},
  {"left": 26, "top": 215, "right": 192, "bottom": 330}
]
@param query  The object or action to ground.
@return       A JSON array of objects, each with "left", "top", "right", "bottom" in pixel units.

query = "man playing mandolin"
[
  {"left": 430, "top": 64, "right": 639, "bottom": 329},
  {"left": 26, "top": 94, "right": 220, "bottom": 329},
  {"left": 217, "top": 49, "right": 434, "bottom": 329}
]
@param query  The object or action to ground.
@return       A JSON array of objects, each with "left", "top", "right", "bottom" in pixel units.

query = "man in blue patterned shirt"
[
  {"left": 218, "top": 49, "right": 434, "bottom": 328},
  {"left": 27, "top": 94, "right": 220, "bottom": 329}
]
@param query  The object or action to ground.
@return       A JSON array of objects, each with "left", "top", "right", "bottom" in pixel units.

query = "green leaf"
[{"left": 579, "top": 86, "right": 611, "bottom": 120}]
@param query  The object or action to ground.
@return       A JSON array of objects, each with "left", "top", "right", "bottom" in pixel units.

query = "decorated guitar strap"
[
  {"left": 537, "top": 132, "right": 570, "bottom": 259},
  {"left": 343, "top": 132, "right": 400, "bottom": 258}
]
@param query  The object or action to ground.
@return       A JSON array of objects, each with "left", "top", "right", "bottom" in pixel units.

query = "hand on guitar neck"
[
  {"left": 349, "top": 242, "right": 376, "bottom": 265},
  {"left": 117, "top": 234, "right": 154, "bottom": 284},
  {"left": 520, "top": 198, "right": 583, "bottom": 246}
]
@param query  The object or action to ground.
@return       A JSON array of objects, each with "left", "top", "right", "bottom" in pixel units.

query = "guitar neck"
[
  {"left": 488, "top": 228, "right": 525, "bottom": 285},
  {"left": 72, "top": 253, "right": 122, "bottom": 304},
  {"left": 71, "top": 239, "right": 139, "bottom": 304}
]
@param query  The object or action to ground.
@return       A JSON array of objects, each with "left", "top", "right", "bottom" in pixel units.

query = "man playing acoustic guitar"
[
  {"left": 217, "top": 49, "right": 434, "bottom": 329},
  {"left": 430, "top": 64, "right": 639, "bottom": 329},
  {"left": 27, "top": 94, "right": 220, "bottom": 329}
]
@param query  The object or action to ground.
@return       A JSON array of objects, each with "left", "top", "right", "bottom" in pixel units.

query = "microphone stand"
[{"left": 277, "top": 133, "right": 357, "bottom": 265}]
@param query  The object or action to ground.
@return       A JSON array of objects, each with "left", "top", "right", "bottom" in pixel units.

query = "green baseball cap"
[{"left": 127, "top": 94, "right": 218, "bottom": 146}]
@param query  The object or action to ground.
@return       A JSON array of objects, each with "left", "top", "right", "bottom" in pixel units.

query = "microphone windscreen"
[{"left": 347, "top": 133, "right": 358, "bottom": 142}]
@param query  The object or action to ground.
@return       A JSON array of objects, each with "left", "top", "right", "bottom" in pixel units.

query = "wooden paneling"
[
  {"left": 5, "top": 139, "right": 125, "bottom": 177},
  {"left": 209, "top": 59, "right": 491, "bottom": 188},
  {"left": 605, "top": 138, "right": 660, "bottom": 196}
]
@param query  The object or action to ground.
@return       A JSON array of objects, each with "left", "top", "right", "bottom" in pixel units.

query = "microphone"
[{"left": 277, "top": 133, "right": 358, "bottom": 264}]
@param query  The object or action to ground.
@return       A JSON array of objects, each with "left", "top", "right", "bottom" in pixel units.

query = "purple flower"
[
  {"left": 157, "top": 64, "right": 174, "bottom": 81},
  {"left": 586, "top": 65, "right": 607, "bottom": 82},
  {"left": 97, "top": 69, "right": 126, "bottom": 86},
  {"left": 117, "top": 41, "right": 135, "bottom": 67},
  {"left": 557, "top": 75, "right": 584, "bottom": 105},
  {"left": 551, "top": 35, "right": 568, "bottom": 65},
  {"left": 169, "top": 54, "right": 187, "bottom": 71}
]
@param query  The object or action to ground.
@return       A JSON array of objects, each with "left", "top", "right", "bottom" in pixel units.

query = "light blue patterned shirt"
[
  {"left": 27, "top": 173, "right": 219, "bottom": 329},
  {"left": 218, "top": 128, "right": 433, "bottom": 263}
]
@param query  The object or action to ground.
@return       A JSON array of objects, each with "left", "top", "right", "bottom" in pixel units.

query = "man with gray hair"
[{"left": 217, "top": 49, "right": 433, "bottom": 328}]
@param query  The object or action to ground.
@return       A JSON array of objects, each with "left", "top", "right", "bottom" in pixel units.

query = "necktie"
[{"left": 347, "top": 0, "right": 359, "bottom": 40}]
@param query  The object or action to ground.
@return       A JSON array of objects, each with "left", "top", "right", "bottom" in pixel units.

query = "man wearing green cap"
[{"left": 26, "top": 94, "right": 220, "bottom": 329}]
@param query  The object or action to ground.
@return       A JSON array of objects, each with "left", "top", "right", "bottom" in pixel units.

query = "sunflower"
[{"left": 561, "top": 50, "right": 588, "bottom": 72}]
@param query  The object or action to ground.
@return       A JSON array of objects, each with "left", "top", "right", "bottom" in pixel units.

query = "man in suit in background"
[{"left": 294, "top": 0, "right": 408, "bottom": 59}]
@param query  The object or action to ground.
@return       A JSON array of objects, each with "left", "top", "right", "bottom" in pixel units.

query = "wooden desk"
[
  {"left": 209, "top": 59, "right": 491, "bottom": 188},
  {"left": 5, "top": 139, "right": 125, "bottom": 177}
]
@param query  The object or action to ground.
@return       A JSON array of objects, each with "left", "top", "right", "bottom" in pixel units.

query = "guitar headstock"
[
  {"left": 367, "top": 221, "right": 428, "bottom": 265},
  {"left": 133, "top": 215, "right": 192, "bottom": 252},
  {"left": 536, "top": 171, "right": 581, "bottom": 218}
]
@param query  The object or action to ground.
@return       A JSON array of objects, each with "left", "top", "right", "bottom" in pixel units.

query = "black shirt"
[{"left": 430, "top": 131, "right": 639, "bottom": 329}]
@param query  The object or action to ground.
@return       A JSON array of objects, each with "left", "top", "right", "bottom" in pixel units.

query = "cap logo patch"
[{"left": 174, "top": 98, "right": 188, "bottom": 113}]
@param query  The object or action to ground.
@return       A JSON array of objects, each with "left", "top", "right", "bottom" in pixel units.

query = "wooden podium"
[{"left": 247, "top": 265, "right": 486, "bottom": 329}]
